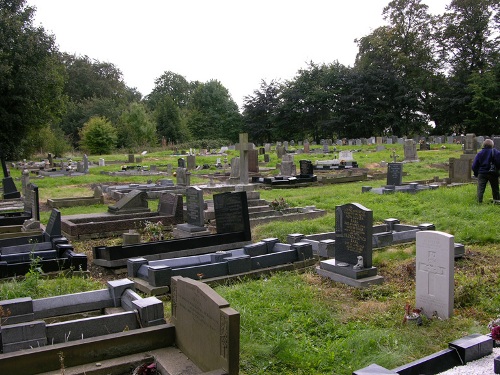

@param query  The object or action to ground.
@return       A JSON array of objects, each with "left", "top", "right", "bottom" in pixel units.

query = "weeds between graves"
[{"left": 3, "top": 144, "right": 499, "bottom": 374}]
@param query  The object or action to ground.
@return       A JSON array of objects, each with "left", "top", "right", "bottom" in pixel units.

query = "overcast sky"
[{"left": 28, "top": 0, "right": 450, "bottom": 109}]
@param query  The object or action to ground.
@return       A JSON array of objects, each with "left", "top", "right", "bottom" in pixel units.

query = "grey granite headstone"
[
  {"left": 171, "top": 276, "right": 239, "bottom": 375},
  {"left": 416, "top": 231, "right": 454, "bottom": 319},
  {"left": 185, "top": 186, "right": 204, "bottom": 227}
]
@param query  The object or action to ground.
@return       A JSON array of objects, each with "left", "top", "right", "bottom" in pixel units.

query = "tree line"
[{"left": 0, "top": 0, "right": 498, "bottom": 159}]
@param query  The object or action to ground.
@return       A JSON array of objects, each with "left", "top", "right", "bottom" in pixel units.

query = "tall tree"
[
  {"left": 0, "top": 0, "right": 65, "bottom": 159},
  {"left": 117, "top": 102, "right": 157, "bottom": 150},
  {"left": 153, "top": 96, "right": 190, "bottom": 144},
  {"left": 146, "top": 71, "right": 192, "bottom": 110},
  {"left": 242, "top": 80, "right": 282, "bottom": 144},
  {"left": 186, "top": 80, "right": 242, "bottom": 142},
  {"left": 435, "top": 0, "right": 499, "bottom": 133},
  {"left": 59, "top": 54, "right": 140, "bottom": 146}
]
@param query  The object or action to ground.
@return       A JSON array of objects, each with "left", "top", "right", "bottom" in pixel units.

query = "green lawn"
[{"left": 3, "top": 143, "right": 499, "bottom": 374}]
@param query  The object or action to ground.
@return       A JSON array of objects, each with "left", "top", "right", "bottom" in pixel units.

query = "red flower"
[{"left": 491, "top": 325, "right": 500, "bottom": 341}]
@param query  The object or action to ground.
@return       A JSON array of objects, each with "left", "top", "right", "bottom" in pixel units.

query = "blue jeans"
[{"left": 477, "top": 173, "right": 500, "bottom": 202}]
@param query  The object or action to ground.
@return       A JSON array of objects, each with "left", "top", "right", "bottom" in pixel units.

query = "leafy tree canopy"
[{"left": 0, "top": 0, "right": 65, "bottom": 159}]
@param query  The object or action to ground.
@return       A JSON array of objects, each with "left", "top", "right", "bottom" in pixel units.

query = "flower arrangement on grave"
[
  {"left": 269, "top": 197, "right": 289, "bottom": 212},
  {"left": 141, "top": 220, "right": 164, "bottom": 242},
  {"left": 488, "top": 316, "right": 500, "bottom": 344},
  {"left": 403, "top": 302, "right": 422, "bottom": 326}
]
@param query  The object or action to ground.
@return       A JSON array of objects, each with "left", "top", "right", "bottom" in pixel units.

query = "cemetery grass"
[{"left": 5, "top": 144, "right": 500, "bottom": 374}]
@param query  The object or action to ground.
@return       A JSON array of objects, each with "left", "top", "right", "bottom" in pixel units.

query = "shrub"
[{"left": 79, "top": 116, "right": 117, "bottom": 154}]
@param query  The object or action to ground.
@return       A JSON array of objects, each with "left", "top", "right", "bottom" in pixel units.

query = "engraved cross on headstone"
[{"left": 236, "top": 133, "right": 253, "bottom": 184}]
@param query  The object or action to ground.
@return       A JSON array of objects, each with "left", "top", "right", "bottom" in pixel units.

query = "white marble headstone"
[{"left": 416, "top": 231, "right": 454, "bottom": 319}]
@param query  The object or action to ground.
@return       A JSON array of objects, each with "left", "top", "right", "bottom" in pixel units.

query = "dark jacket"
[{"left": 472, "top": 147, "right": 500, "bottom": 177}]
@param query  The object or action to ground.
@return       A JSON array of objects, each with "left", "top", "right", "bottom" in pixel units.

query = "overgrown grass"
[{"left": 3, "top": 143, "right": 499, "bottom": 374}]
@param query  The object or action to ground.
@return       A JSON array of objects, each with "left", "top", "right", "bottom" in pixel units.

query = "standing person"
[{"left": 472, "top": 139, "right": 500, "bottom": 203}]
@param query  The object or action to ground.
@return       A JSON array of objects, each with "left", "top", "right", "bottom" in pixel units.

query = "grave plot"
[
  {"left": 93, "top": 191, "right": 252, "bottom": 268},
  {"left": 0, "top": 182, "right": 39, "bottom": 226},
  {"left": 0, "top": 277, "right": 240, "bottom": 375},
  {"left": 291, "top": 212, "right": 465, "bottom": 259},
  {"left": 0, "top": 209, "right": 87, "bottom": 278},
  {"left": 46, "top": 185, "right": 104, "bottom": 208},
  {"left": 316, "top": 203, "right": 385, "bottom": 288},
  {"left": 251, "top": 159, "right": 317, "bottom": 185},
  {"left": 61, "top": 190, "right": 184, "bottom": 240},
  {"left": 128, "top": 239, "right": 316, "bottom": 295}
]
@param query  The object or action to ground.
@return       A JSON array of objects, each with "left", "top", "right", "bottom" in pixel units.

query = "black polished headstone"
[
  {"left": 386, "top": 162, "right": 403, "bottom": 186},
  {"left": 214, "top": 191, "right": 250, "bottom": 240},
  {"left": 299, "top": 160, "right": 313, "bottom": 177},
  {"left": 334, "top": 203, "right": 373, "bottom": 268}
]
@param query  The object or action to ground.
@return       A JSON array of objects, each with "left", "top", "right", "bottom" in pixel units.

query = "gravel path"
[{"left": 436, "top": 347, "right": 499, "bottom": 375}]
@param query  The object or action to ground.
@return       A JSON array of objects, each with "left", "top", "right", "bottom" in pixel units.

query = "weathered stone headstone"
[
  {"left": 236, "top": 133, "right": 253, "bottom": 184},
  {"left": 229, "top": 157, "right": 240, "bottom": 179},
  {"left": 178, "top": 158, "right": 186, "bottom": 168},
  {"left": 248, "top": 149, "right": 259, "bottom": 173},
  {"left": 128, "top": 154, "right": 135, "bottom": 163},
  {"left": 158, "top": 192, "right": 183, "bottom": 221},
  {"left": 387, "top": 162, "right": 403, "bottom": 186},
  {"left": 276, "top": 146, "right": 286, "bottom": 159},
  {"left": 463, "top": 133, "right": 477, "bottom": 154},
  {"left": 264, "top": 143, "right": 271, "bottom": 153},
  {"left": 339, "top": 150, "right": 353, "bottom": 161},
  {"left": 176, "top": 167, "right": 190, "bottom": 186},
  {"left": 187, "top": 155, "right": 196, "bottom": 170},
  {"left": 263, "top": 154, "right": 270, "bottom": 163},
  {"left": 448, "top": 158, "right": 472, "bottom": 182},
  {"left": 493, "top": 137, "right": 500, "bottom": 151},
  {"left": 416, "top": 231, "right": 454, "bottom": 319},
  {"left": 108, "top": 190, "right": 150, "bottom": 214},
  {"left": 171, "top": 276, "right": 239, "bottom": 375},
  {"left": 303, "top": 141, "right": 310, "bottom": 153},
  {"left": 404, "top": 139, "right": 418, "bottom": 161}
]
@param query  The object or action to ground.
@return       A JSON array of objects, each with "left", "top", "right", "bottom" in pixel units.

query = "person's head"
[{"left": 483, "top": 139, "right": 494, "bottom": 149}]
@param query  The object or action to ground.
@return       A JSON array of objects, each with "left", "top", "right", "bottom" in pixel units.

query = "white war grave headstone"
[{"left": 416, "top": 231, "right": 454, "bottom": 319}]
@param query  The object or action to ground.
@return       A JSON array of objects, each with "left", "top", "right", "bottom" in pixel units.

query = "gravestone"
[
  {"left": 494, "top": 137, "right": 500, "bottom": 151},
  {"left": 299, "top": 160, "right": 314, "bottom": 177},
  {"left": 248, "top": 149, "right": 259, "bottom": 173},
  {"left": 171, "top": 276, "right": 239, "bottom": 375},
  {"left": 108, "top": 190, "right": 150, "bottom": 214},
  {"left": 235, "top": 133, "right": 253, "bottom": 184},
  {"left": 157, "top": 192, "right": 183, "bottom": 221},
  {"left": 387, "top": 162, "right": 403, "bottom": 186},
  {"left": 128, "top": 154, "right": 134, "bottom": 163},
  {"left": 303, "top": 141, "right": 310, "bottom": 153},
  {"left": 178, "top": 158, "right": 186, "bottom": 168},
  {"left": 335, "top": 203, "right": 373, "bottom": 268},
  {"left": 316, "top": 203, "right": 383, "bottom": 287},
  {"left": 264, "top": 143, "right": 271, "bottom": 153},
  {"left": 276, "top": 146, "right": 286, "bottom": 159},
  {"left": 1, "top": 152, "right": 20, "bottom": 199},
  {"left": 263, "top": 154, "right": 270, "bottom": 163},
  {"left": 339, "top": 151, "right": 353, "bottom": 161},
  {"left": 187, "top": 155, "right": 196, "bottom": 170},
  {"left": 404, "top": 139, "right": 418, "bottom": 161},
  {"left": 463, "top": 133, "right": 477, "bottom": 154},
  {"left": 416, "top": 231, "right": 454, "bottom": 319},
  {"left": 185, "top": 186, "right": 204, "bottom": 227},
  {"left": 176, "top": 167, "right": 190, "bottom": 186},
  {"left": 448, "top": 158, "right": 472, "bottom": 182},
  {"left": 229, "top": 157, "right": 240, "bottom": 179},
  {"left": 214, "top": 191, "right": 250, "bottom": 240}
]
